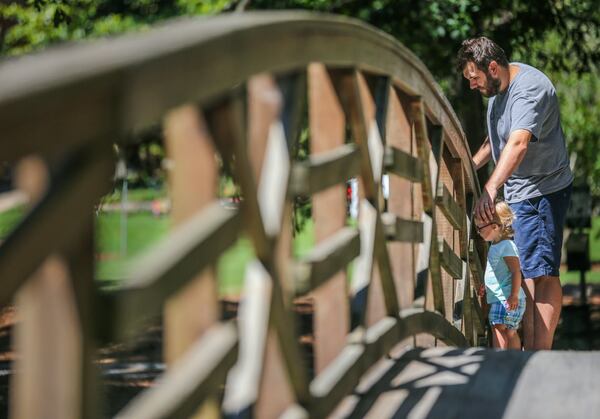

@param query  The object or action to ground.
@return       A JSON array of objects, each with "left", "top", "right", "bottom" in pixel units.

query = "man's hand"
[
  {"left": 507, "top": 294, "right": 519, "bottom": 311},
  {"left": 474, "top": 184, "right": 497, "bottom": 223}
]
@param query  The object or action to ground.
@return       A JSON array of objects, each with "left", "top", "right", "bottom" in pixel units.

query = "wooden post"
[
  {"left": 308, "top": 63, "right": 350, "bottom": 374},
  {"left": 163, "top": 105, "right": 220, "bottom": 418}
]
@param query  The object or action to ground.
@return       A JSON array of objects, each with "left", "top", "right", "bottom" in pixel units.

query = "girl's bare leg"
[{"left": 506, "top": 329, "right": 522, "bottom": 350}]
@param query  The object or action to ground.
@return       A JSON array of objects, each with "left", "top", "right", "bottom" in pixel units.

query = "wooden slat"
[
  {"left": 289, "top": 144, "right": 361, "bottom": 196},
  {"left": 384, "top": 145, "right": 423, "bottom": 183},
  {"left": 462, "top": 262, "right": 475, "bottom": 344},
  {"left": 386, "top": 86, "right": 416, "bottom": 310},
  {"left": 452, "top": 262, "right": 467, "bottom": 331},
  {"left": 0, "top": 144, "right": 113, "bottom": 308},
  {"left": 381, "top": 212, "right": 423, "bottom": 243},
  {"left": 468, "top": 239, "right": 485, "bottom": 290},
  {"left": 223, "top": 261, "right": 272, "bottom": 414},
  {"left": 328, "top": 69, "right": 378, "bottom": 200},
  {"left": 294, "top": 228, "right": 360, "bottom": 296},
  {"left": 116, "top": 323, "right": 238, "bottom": 419},
  {"left": 311, "top": 318, "right": 399, "bottom": 418},
  {"left": 107, "top": 204, "right": 241, "bottom": 340},
  {"left": 450, "top": 158, "right": 469, "bottom": 259},
  {"left": 471, "top": 289, "right": 485, "bottom": 335},
  {"left": 309, "top": 62, "right": 351, "bottom": 375},
  {"left": 204, "top": 93, "right": 271, "bottom": 260},
  {"left": 373, "top": 219, "right": 401, "bottom": 319},
  {"left": 439, "top": 237, "right": 463, "bottom": 279},
  {"left": 435, "top": 182, "right": 464, "bottom": 230}
]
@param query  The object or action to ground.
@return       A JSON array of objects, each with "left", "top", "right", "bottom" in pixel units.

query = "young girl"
[{"left": 477, "top": 200, "right": 526, "bottom": 350}]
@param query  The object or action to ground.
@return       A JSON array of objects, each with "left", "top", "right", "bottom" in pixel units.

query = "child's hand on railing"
[{"left": 478, "top": 284, "right": 486, "bottom": 298}]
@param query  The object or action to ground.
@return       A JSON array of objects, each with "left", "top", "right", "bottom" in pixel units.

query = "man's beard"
[{"left": 482, "top": 71, "right": 501, "bottom": 97}]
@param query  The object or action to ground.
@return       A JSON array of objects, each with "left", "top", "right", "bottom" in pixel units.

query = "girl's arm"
[{"left": 504, "top": 256, "right": 522, "bottom": 310}]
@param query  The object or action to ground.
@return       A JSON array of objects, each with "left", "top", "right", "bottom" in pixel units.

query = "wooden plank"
[
  {"left": 10, "top": 154, "right": 98, "bottom": 419},
  {"left": 328, "top": 69, "right": 378, "bottom": 201},
  {"left": 116, "top": 323, "right": 238, "bottom": 419},
  {"left": 107, "top": 204, "right": 241, "bottom": 340},
  {"left": 204, "top": 93, "right": 270, "bottom": 260},
  {"left": 311, "top": 344, "right": 366, "bottom": 418},
  {"left": 384, "top": 145, "right": 423, "bottom": 183},
  {"left": 386, "top": 86, "right": 416, "bottom": 310},
  {"left": 0, "top": 144, "right": 113, "bottom": 308},
  {"left": 162, "top": 105, "right": 220, "bottom": 419},
  {"left": 373, "top": 218, "right": 401, "bottom": 319},
  {"left": 450, "top": 158, "right": 469, "bottom": 259},
  {"left": 462, "top": 262, "right": 474, "bottom": 344},
  {"left": 309, "top": 62, "right": 350, "bottom": 375},
  {"left": 435, "top": 182, "right": 464, "bottom": 231},
  {"left": 294, "top": 228, "right": 360, "bottom": 296},
  {"left": 223, "top": 261, "right": 272, "bottom": 414},
  {"left": 452, "top": 262, "right": 467, "bottom": 332},
  {"left": 289, "top": 144, "right": 361, "bottom": 196},
  {"left": 439, "top": 237, "right": 463, "bottom": 279},
  {"left": 350, "top": 200, "right": 378, "bottom": 328},
  {"left": 468, "top": 239, "right": 485, "bottom": 290},
  {"left": 381, "top": 212, "right": 423, "bottom": 243}
]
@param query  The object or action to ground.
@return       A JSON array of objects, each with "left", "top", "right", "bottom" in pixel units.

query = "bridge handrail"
[{"left": 0, "top": 11, "right": 487, "bottom": 419}]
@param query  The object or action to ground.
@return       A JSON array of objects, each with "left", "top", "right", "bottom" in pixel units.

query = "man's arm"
[
  {"left": 475, "top": 129, "right": 531, "bottom": 222},
  {"left": 472, "top": 136, "right": 492, "bottom": 170}
]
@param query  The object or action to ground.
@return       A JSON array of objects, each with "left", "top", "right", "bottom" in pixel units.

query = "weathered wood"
[
  {"left": 450, "top": 158, "right": 469, "bottom": 259},
  {"left": 468, "top": 239, "right": 485, "bottom": 290},
  {"left": 385, "top": 87, "right": 417, "bottom": 310},
  {"left": 11, "top": 155, "right": 94, "bottom": 419},
  {"left": 309, "top": 62, "right": 351, "bottom": 375},
  {"left": 107, "top": 204, "right": 241, "bottom": 340},
  {"left": 116, "top": 323, "right": 238, "bottom": 419},
  {"left": 163, "top": 106, "right": 220, "bottom": 377},
  {"left": 384, "top": 145, "right": 423, "bottom": 183},
  {"left": 373, "top": 218, "right": 401, "bottom": 319},
  {"left": 223, "top": 261, "right": 272, "bottom": 414},
  {"left": 439, "top": 237, "right": 463, "bottom": 279},
  {"left": 294, "top": 228, "right": 360, "bottom": 296},
  {"left": 289, "top": 144, "right": 361, "bottom": 196},
  {"left": 435, "top": 183, "right": 464, "bottom": 231},
  {"left": 381, "top": 212, "right": 423, "bottom": 243},
  {"left": 204, "top": 93, "right": 271, "bottom": 260},
  {"left": 0, "top": 144, "right": 113, "bottom": 309}
]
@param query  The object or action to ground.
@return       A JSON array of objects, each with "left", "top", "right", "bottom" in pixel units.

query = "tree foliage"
[{"left": 1, "top": 0, "right": 598, "bottom": 195}]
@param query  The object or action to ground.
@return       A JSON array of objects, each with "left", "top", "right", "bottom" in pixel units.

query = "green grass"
[{"left": 2, "top": 201, "right": 600, "bottom": 295}]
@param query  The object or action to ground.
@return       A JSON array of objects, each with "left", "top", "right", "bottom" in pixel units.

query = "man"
[{"left": 457, "top": 37, "right": 573, "bottom": 350}]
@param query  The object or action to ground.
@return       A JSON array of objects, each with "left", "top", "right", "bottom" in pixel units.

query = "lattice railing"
[{"left": 0, "top": 11, "right": 487, "bottom": 419}]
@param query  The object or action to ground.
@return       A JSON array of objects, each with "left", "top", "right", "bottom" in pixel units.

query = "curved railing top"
[{"left": 0, "top": 11, "right": 479, "bottom": 195}]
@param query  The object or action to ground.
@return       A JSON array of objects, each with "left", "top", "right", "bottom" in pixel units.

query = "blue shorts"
[
  {"left": 488, "top": 299, "right": 526, "bottom": 329},
  {"left": 509, "top": 184, "right": 572, "bottom": 279}
]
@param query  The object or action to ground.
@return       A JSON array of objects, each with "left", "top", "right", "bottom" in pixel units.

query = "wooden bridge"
[{"left": 0, "top": 11, "right": 598, "bottom": 419}]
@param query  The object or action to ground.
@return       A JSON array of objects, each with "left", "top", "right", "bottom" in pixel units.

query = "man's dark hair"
[{"left": 456, "top": 37, "right": 509, "bottom": 72}]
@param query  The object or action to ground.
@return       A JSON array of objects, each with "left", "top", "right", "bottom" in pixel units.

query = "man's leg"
[
  {"left": 533, "top": 275, "right": 562, "bottom": 349},
  {"left": 522, "top": 278, "right": 535, "bottom": 350}
]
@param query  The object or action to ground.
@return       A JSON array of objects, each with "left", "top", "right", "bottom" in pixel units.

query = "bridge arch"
[{"left": 0, "top": 12, "right": 486, "bottom": 418}]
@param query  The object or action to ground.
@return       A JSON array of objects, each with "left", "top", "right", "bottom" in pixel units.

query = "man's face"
[{"left": 462, "top": 61, "right": 501, "bottom": 97}]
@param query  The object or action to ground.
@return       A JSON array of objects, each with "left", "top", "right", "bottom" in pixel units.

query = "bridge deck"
[{"left": 331, "top": 347, "right": 600, "bottom": 419}]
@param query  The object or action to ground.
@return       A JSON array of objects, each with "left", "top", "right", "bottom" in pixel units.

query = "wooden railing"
[{"left": 0, "top": 11, "right": 487, "bottom": 419}]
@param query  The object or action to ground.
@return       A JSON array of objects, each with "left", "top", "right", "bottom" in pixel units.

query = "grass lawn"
[{"left": 1, "top": 200, "right": 599, "bottom": 296}]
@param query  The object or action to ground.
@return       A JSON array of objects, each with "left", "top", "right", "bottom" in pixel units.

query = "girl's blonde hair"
[{"left": 494, "top": 200, "right": 515, "bottom": 239}]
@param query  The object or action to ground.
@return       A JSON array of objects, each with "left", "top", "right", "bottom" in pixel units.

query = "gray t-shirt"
[{"left": 487, "top": 62, "right": 573, "bottom": 203}]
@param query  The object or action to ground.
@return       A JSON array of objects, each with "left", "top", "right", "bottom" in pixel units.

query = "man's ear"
[{"left": 488, "top": 60, "right": 498, "bottom": 76}]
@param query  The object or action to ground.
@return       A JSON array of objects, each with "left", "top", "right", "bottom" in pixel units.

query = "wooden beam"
[
  {"left": 116, "top": 323, "right": 238, "bottom": 419},
  {"left": 0, "top": 143, "right": 113, "bottom": 309},
  {"left": 107, "top": 204, "right": 241, "bottom": 340},
  {"left": 289, "top": 144, "right": 361, "bottom": 196},
  {"left": 294, "top": 228, "right": 360, "bottom": 296},
  {"left": 439, "top": 237, "right": 463, "bottom": 279},
  {"left": 381, "top": 212, "right": 423, "bottom": 243},
  {"left": 468, "top": 239, "right": 485, "bottom": 290},
  {"left": 384, "top": 145, "right": 423, "bottom": 183},
  {"left": 435, "top": 182, "right": 464, "bottom": 231}
]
